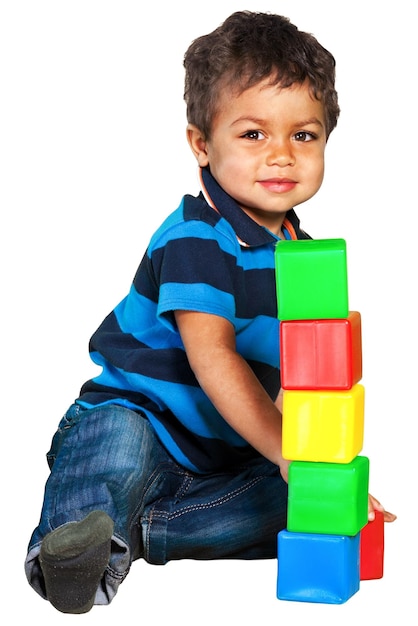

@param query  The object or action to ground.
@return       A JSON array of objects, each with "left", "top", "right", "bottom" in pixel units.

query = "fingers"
[
  {"left": 382, "top": 510, "right": 397, "bottom": 523},
  {"left": 368, "top": 493, "right": 397, "bottom": 523}
]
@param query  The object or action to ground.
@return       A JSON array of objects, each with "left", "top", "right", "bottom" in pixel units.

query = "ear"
[{"left": 186, "top": 124, "right": 209, "bottom": 167}]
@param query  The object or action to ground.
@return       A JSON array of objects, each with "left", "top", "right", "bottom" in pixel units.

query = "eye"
[
  {"left": 241, "top": 130, "right": 265, "bottom": 141},
  {"left": 294, "top": 131, "right": 317, "bottom": 142}
]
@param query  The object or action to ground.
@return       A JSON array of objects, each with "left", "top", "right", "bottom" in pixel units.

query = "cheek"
[
  {"left": 209, "top": 151, "right": 242, "bottom": 181},
  {"left": 316, "top": 162, "right": 325, "bottom": 183},
  {"left": 310, "top": 155, "right": 325, "bottom": 186}
]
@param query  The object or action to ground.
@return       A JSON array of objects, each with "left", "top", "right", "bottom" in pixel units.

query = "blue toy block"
[{"left": 277, "top": 530, "right": 360, "bottom": 604}]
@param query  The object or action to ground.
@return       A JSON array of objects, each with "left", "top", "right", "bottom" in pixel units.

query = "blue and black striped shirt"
[{"left": 77, "top": 167, "right": 310, "bottom": 473}]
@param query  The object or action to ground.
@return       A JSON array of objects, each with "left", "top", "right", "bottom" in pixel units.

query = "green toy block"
[
  {"left": 275, "top": 239, "right": 349, "bottom": 320},
  {"left": 287, "top": 456, "right": 369, "bottom": 536}
]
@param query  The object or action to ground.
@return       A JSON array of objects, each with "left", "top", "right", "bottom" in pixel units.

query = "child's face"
[{"left": 188, "top": 79, "right": 327, "bottom": 236}]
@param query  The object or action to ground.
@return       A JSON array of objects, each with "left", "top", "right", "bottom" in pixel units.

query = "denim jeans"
[{"left": 25, "top": 403, "right": 288, "bottom": 605}]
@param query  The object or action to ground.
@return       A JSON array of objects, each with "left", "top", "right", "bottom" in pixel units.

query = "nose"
[{"left": 266, "top": 140, "right": 295, "bottom": 167}]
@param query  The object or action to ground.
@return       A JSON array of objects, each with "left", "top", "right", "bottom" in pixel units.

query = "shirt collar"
[{"left": 199, "top": 166, "right": 305, "bottom": 246}]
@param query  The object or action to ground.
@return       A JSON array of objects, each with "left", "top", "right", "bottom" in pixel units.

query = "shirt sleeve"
[{"left": 151, "top": 226, "right": 238, "bottom": 328}]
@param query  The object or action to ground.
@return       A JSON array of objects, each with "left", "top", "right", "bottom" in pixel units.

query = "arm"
[
  {"left": 174, "top": 310, "right": 289, "bottom": 481},
  {"left": 175, "top": 310, "right": 396, "bottom": 519}
]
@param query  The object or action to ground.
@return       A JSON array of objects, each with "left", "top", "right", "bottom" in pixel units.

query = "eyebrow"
[
  {"left": 231, "top": 116, "right": 324, "bottom": 128},
  {"left": 295, "top": 117, "right": 324, "bottom": 128}
]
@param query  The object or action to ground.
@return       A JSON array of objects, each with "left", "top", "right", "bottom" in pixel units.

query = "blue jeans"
[{"left": 25, "top": 404, "right": 288, "bottom": 605}]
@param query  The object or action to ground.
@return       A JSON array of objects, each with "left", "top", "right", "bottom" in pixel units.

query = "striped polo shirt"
[{"left": 77, "top": 166, "right": 310, "bottom": 473}]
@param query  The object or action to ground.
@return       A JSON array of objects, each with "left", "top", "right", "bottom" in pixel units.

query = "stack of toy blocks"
[{"left": 274, "top": 238, "right": 384, "bottom": 604}]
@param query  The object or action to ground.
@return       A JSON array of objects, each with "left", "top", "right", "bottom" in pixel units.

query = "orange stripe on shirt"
[{"left": 282, "top": 217, "right": 298, "bottom": 240}]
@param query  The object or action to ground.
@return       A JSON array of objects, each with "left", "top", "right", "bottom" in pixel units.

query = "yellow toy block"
[{"left": 282, "top": 384, "right": 365, "bottom": 463}]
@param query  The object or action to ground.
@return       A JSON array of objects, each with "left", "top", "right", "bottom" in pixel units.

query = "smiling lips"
[{"left": 258, "top": 179, "right": 297, "bottom": 193}]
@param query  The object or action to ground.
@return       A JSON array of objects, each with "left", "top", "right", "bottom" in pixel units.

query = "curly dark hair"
[{"left": 184, "top": 11, "right": 340, "bottom": 140}]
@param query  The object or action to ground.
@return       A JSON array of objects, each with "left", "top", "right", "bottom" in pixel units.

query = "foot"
[{"left": 39, "top": 510, "right": 114, "bottom": 614}]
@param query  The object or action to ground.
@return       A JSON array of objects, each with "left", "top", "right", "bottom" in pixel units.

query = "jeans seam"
[
  {"left": 174, "top": 474, "right": 194, "bottom": 500},
  {"left": 151, "top": 475, "right": 265, "bottom": 520},
  {"left": 141, "top": 465, "right": 191, "bottom": 562},
  {"left": 144, "top": 504, "right": 163, "bottom": 562}
]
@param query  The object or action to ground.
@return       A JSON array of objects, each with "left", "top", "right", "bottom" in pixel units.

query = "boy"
[{"left": 25, "top": 10, "right": 395, "bottom": 614}]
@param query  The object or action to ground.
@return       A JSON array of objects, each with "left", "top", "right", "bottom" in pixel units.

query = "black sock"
[{"left": 39, "top": 510, "right": 114, "bottom": 614}]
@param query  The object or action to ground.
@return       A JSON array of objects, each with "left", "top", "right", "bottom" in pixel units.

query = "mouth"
[{"left": 258, "top": 179, "right": 297, "bottom": 193}]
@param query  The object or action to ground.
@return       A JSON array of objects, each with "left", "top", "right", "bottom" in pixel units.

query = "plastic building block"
[
  {"left": 282, "top": 384, "right": 365, "bottom": 463},
  {"left": 287, "top": 456, "right": 369, "bottom": 535},
  {"left": 277, "top": 530, "right": 360, "bottom": 604},
  {"left": 360, "top": 509, "right": 384, "bottom": 580},
  {"left": 275, "top": 238, "right": 349, "bottom": 321},
  {"left": 280, "top": 311, "right": 362, "bottom": 390}
]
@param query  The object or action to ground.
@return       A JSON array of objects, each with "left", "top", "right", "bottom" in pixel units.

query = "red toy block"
[
  {"left": 360, "top": 509, "right": 384, "bottom": 580},
  {"left": 280, "top": 311, "right": 362, "bottom": 390}
]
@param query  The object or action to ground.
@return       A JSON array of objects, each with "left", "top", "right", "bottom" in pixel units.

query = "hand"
[{"left": 368, "top": 493, "right": 397, "bottom": 523}]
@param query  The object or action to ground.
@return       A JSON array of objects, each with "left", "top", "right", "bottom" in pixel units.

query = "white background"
[{"left": 1, "top": 1, "right": 415, "bottom": 623}]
